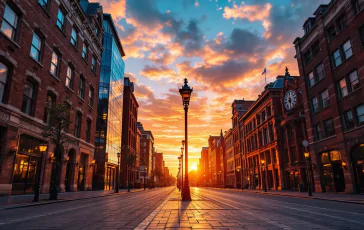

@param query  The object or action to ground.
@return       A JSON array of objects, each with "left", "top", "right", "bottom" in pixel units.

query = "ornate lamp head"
[{"left": 179, "top": 78, "right": 193, "bottom": 108}]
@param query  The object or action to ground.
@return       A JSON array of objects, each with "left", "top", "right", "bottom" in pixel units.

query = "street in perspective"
[{"left": 1, "top": 0, "right": 364, "bottom": 229}]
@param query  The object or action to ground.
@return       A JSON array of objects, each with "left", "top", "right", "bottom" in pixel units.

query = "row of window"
[
  {"left": 311, "top": 89, "right": 330, "bottom": 114},
  {"left": 314, "top": 103, "right": 364, "bottom": 141},
  {"left": 327, "top": 14, "right": 347, "bottom": 42},
  {"left": 245, "top": 106, "right": 272, "bottom": 134},
  {"left": 245, "top": 124, "right": 274, "bottom": 153},
  {"left": 342, "top": 104, "right": 364, "bottom": 131},
  {"left": 1, "top": 3, "right": 97, "bottom": 73},
  {"left": 338, "top": 70, "right": 360, "bottom": 98},
  {"left": 303, "top": 0, "right": 364, "bottom": 65},
  {"left": 23, "top": 80, "right": 92, "bottom": 143},
  {"left": 314, "top": 118, "right": 335, "bottom": 141},
  {"left": 332, "top": 40, "right": 353, "bottom": 68}
]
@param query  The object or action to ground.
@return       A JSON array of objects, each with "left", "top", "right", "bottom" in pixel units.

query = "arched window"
[{"left": 0, "top": 62, "right": 9, "bottom": 103}]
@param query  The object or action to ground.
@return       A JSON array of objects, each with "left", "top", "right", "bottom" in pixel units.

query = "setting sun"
[{"left": 190, "top": 165, "right": 197, "bottom": 171}]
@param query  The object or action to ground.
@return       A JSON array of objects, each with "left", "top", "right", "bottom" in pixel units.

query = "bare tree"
[{"left": 42, "top": 103, "right": 75, "bottom": 200}]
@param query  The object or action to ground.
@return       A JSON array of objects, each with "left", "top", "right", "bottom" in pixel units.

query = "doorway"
[
  {"left": 65, "top": 149, "right": 76, "bottom": 192},
  {"left": 77, "top": 153, "right": 87, "bottom": 191},
  {"left": 352, "top": 145, "right": 364, "bottom": 193},
  {"left": 320, "top": 151, "right": 345, "bottom": 192}
]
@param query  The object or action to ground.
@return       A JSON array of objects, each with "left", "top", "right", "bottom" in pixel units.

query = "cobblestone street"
[{"left": 1, "top": 187, "right": 363, "bottom": 229}]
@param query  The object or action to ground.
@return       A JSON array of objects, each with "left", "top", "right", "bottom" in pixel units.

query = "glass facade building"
[{"left": 94, "top": 14, "right": 125, "bottom": 190}]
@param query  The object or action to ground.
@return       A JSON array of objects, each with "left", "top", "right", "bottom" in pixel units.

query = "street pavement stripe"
[{"left": 135, "top": 188, "right": 176, "bottom": 230}]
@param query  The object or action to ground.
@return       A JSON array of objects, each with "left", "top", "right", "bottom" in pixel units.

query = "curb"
[
  {"left": 0, "top": 189, "right": 145, "bottom": 210},
  {"left": 204, "top": 187, "right": 364, "bottom": 205},
  {"left": 248, "top": 190, "right": 364, "bottom": 205}
]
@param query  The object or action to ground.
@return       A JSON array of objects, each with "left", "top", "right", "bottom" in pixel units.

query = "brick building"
[
  {"left": 293, "top": 0, "right": 364, "bottom": 193},
  {"left": 241, "top": 77, "right": 284, "bottom": 190},
  {"left": 137, "top": 122, "right": 154, "bottom": 185},
  {"left": 0, "top": 0, "right": 103, "bottom": 195},
  {"left": 208, "top": 135, "right": 220, "bottom": 187},
  {"left": 279, "top": 69, "right": 309, "bottom": 191},
  {"left": 232, "top": 100, "right": 254, "bottom": 188},
  {"left": 136, "top": 126, "right": 141, "bottom": 185},
  {"left": 224, "top": 129, "right": 234, "bottom": 188},
  {"left": 121, "top": 77, "right": 138, "bottom": 188},
  {"left": 93, "top": 12, "right": 125, "bottom": 191},
  {"left": 154, "top": 152, "right": 163, "bottom": 186},
  {"left": 218, "top": 130, "right": 225, "bottom": 188},
  {"left": 200, "top": 147, "right": 208, "bottom": 186}
]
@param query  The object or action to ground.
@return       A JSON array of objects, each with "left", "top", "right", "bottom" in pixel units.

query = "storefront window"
[
  {"left": 12, "top": 135, "right": 45, "bottom": 194},
  {"left": 320, "top": 150, "right": 345, "bottom": 192},
  {"left": 330, "top": 150, "right": 342, "bottom": 161},
  {"left": 12, "top": 154, "right": 38, "bottom": 194}
]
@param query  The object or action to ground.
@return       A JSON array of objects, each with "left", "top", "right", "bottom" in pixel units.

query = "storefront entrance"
[
  {"left": 105, "top": 166, "right": 115, "bottom": 190},
  {"left": 352, "top": 145, "right": 364, "bottom": 194},
  {"left": 77, "top": 153, "right": 87, "bottom": 191},
  {"left": 11, "top": 135, "right": 44, "bottom": 195},
  {"left": 65, "top": 149, "right": 76, "bottom": 192},
  {"left": 286, "top": 171, "right": 299, "bottom": 191},
  {"left": 321, "top": 151, "right": 345, "bottom": 192}
]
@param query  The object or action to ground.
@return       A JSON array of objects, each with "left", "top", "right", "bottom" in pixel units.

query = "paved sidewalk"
[
  {"left": 211, "top": 187, "right": 364, "bottom": 204},
  {"left": 143, "top": 190, "right": 247, "bottom": 229},
  {"left": 0, "top": 188, "right": 143, "bottom": 209}
]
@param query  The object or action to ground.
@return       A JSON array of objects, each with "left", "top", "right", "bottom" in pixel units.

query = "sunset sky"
[{"left": 100, "top": 0, "right": 329, "bottom": 175}]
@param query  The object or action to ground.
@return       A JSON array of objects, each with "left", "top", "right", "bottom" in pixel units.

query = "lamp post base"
[{"left": 182, "top": 184, "right": 191, "bottom": 201}]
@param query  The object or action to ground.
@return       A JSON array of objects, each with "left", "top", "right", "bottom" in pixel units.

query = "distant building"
[
  {"left": 154, "top": 152, "right": 163, "bottom": 185},
  {"left": 200, "top": 147, "right": 209, "bottom": 186},
  {"left": 218, "top": 130, "right": 225, "bottom": 187},
  {"left": 224, "top": 129, "right": 234, "bottom": 188},
  {"left": 136, "top": 127, "right": 141, "bottom": 184},
  {"left": 121, "top": 77, "right": 139, "bottom": 188},
  {"left": 208, "top": 135, "right": 220, "bottom": 187},
  {"left": 293, "top": 0, "right": 364, "bottom": 193},
  {"left": 138, "top": 122, "right": 154, "bottom": 185},
  {"left": 232, "top": 100, "right": 255, "bottom": 188},
  {"left": 240, "top": 76, "right": 285, "bottom": 190},
  {"left": 93, "top": 12, "right": 125, "bottom": 191}
]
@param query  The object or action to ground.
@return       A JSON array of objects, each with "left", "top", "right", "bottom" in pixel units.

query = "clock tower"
[{"left": 279, "top": 68, "right": 310, "bottom": 191}]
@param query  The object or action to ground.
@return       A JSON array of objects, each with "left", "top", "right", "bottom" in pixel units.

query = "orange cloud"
[{"left": 223, "top": 3, "right": 272, "bottom": 39}]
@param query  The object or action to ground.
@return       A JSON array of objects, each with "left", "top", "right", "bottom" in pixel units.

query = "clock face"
[{"left": 284, "top": 90, "right": 297, "bottom": 110}]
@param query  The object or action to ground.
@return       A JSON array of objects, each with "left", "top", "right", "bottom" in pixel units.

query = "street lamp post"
[
  {"left": 179, "top": 78, "right": 193, "bottom": 201},
  {"left": 181, "top": 143, "right": 184, "bottom": 195},
  {"left": 34, "top": 143, "right": 47, "bottom": 202},
  {"left": 304, "top": 152, "right": 313, "bottom": 196},
  {"left": 116, "top": 152, "right": 121, "bottom": 193},
  {"left": 144, "top": 167, "right": 148, "bottom": 190},
  {"left": 261, "top": 159, "right": 267, "bottom": 192}
]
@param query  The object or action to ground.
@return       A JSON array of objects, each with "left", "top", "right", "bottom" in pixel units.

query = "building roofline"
[{"left": 103, "top": 14, "right": 125, "bottom": 56}]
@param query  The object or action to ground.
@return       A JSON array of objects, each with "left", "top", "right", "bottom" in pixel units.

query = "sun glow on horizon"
[{"left": 190, "top": 165, "right": 197, "bottom": 171}]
